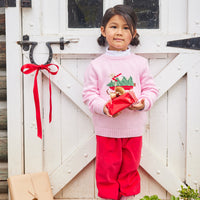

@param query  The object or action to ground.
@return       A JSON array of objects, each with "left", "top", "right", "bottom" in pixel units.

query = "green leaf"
[
  {"left": 143, "top": 196, "right": 150, "bottom": 200},
  {"left": 150, "top": 195, "right": 160, "bottom": 200},
  {"left": 171, "top": 196, "right": 176, "bottom": 200},
  {"left": 171, "top": 196, "right": 179, "bottom": 200}
]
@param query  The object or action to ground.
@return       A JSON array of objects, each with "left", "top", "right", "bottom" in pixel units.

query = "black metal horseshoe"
[
  {"left": 17, "top": 40, "right": 57, "bottom": 65},
  {"left": 29, "top": 42, "right": 53, "bottom": 65},
  {"left": 17, "top": 35, "right": 79, "bottom": 65}
]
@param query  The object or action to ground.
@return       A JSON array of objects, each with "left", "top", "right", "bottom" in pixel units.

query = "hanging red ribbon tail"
[
  {"left": 112, "top": 73, "right": 122, "bottom": 82},
  {"left": 33, "top": 69, "right": 42, "bottom": 138},
  {"left": 21, "top": 63, "right": 59, "bottom": 139},
  {"left": 49, "top": 74, "right": 52, "bottom": 123}
]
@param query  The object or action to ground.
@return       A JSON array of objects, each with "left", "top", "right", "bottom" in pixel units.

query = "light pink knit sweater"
[{"left": 82, "top": 52, "right": 158, "bottom": 138}]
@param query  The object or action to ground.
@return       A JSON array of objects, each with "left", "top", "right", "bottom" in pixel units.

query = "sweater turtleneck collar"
[{"left": 105, "top": 47, "right": 131, "bottom": 57}]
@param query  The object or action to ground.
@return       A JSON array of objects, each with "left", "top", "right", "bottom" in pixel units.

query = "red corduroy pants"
[{"left": 96, "top": 136, "right": 142, "bottom": 200}]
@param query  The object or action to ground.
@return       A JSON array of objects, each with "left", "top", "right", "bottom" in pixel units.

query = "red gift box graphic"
[{"left": 106, "top": 90, "right": 138, "bottom": 116}]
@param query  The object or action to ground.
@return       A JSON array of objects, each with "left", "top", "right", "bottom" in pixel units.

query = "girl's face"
[{"left": 101, "top": 15, "right": 134, "bottom": 51}]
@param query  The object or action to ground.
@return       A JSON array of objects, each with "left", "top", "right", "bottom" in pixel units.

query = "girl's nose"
[{"left": 116, "top": 28, "right": 123, "bottom": 35}]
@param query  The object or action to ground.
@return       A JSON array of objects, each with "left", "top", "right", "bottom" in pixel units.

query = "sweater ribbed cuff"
[
  {"left": 143, "top": 99, "right": 150, "bottom": 111},
  {"left": 94, "top": 98, "right": 107, "bottom": 115},
  {"left": 138, "top": 98, "right": 150, "bottom": 111}
]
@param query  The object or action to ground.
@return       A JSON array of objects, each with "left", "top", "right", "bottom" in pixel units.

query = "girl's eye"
[
  {"left": 124, "top": 27, "right": 129, "bottom": 30},
  {"left": 111, "top": 26, "right": 117, "bottom": 29}
]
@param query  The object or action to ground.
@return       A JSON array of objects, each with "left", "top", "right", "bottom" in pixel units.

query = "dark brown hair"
[{"left": 97, "top": 5, "right": 140, "bottom": 46}]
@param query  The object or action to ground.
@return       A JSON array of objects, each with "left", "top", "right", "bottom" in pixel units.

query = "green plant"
[
  {"left": 140, "top": 185, "right": 200, "bottom": 200},
  {"left": 171, "top": 185, "right": 200, "bottom": 200},
  {"left": 178, "top": 185, "right": 200, "bottom": 200},
  {"left": 140, "top": 195, "right": 161, "bottom": 200}
]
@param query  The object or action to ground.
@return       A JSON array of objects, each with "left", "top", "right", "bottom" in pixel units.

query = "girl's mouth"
[{"left": 114, "top": 38, "right": 124, "bottom": 41}]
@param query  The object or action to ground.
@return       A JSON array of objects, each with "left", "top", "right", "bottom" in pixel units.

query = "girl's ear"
[
  {"left": 132, "top": 29, "right": 137, "bottom": 39},
  {"left": 101, "top": 26, "right": 106, "bottom": 37}
]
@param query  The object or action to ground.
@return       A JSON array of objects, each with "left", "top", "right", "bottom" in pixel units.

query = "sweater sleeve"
[
  {"left": 82, "top": 63, "right": 106, "bottom": 115},
  {"left": 138, "top": 59, "right": 159, "bottom": 111}
]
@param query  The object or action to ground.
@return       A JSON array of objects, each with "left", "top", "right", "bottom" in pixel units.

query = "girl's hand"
[
  {"left": 103, "top": 105, "right": 112, "bottom": 117},
  {"left": 129, "top": 99, "right": 145, "bottom": 111},
  {"left": 112, "top": 111, "right": 121, "bottom": 118},
  {"left": 103, "top": 105, "right": 121, "bottom": 118}
]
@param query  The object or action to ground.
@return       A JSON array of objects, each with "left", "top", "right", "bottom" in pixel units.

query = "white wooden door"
[{"left": 7, "top": 0, "right": 200, "bottom": 199}]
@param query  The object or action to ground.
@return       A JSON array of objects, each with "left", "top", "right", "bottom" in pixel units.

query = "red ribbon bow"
[
  {"left": 21, "top": 63, "right": 59, "bottom": 139},
  {"left": 112, "top": 73, "right": 122, "bottom": 82}
]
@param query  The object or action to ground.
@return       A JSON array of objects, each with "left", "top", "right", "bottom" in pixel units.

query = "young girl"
[{"left": 82, "top": 5, "right": 158, "bottom": 200}]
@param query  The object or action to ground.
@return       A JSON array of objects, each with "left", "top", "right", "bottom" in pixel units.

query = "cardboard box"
[{"left": 7, "top": 172, "right": 53, "bottom": 200}]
